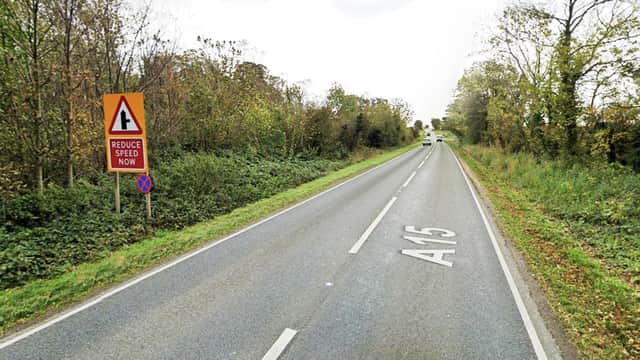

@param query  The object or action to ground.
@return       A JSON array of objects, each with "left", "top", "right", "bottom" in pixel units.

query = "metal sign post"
[
  {"left": 115, "top": 172, "right": 120, "bottom": 214},
  {"left": 145, "top": 192, "right": 151, "bottom": 220}
]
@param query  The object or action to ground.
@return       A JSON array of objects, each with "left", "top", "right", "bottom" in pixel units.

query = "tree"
[
  {"left": 53, "top": 0, "right": 84, "bottom": 187},
  {"left": 4, "top": 0, "right": 59, "bottom": 194},
  {"left": 412, "top": 119, "right": 424, "bottom": 138},
  {"left": 494, "top": 0, "right": 640, "bottom": 156}
]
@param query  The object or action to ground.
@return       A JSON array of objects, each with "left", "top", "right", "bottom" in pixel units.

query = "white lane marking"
[
  {"left": 0, "top": 149, "right": 419, "bottom": 350},
  {"left": 417, "top": 145, "right": 435, "bottom": 169},
  {"left": 262, "top": 328, "right": 297, "bottom": 360},
  {"left": 402, "top": 171, "right": 417, "bottom": 188},
  {"left": 403, "top": 235, "right": 456, "bottom": 245},
  {"left": 423, "top": 147, "right": 434, "bottom": 162},
  {"left": 401, "top": 249, "right": 455, "bottom": 267},
  {"left": 405, "top": 226, "right": 456, "bottom": 238},
  {"left": 349, "top": 197, "right": 398, "bottom": 254},
  {"left": 449, "top": 147, "right": 547, "bottom": 360}
]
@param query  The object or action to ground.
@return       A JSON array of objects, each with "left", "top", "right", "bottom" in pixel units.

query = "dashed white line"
[
  {"left": 417, "top": 146, "right": 435, "bottom": 169},
  {"left": 449, "top": 147, "right": 547, "bottom": 360},
  {"left": 262, "top": 328, "right": 298, "bottom": 360},
  {"left": 423, "top": 147, "right": 434, "bottom": 161},
  {"left": 349, "top": 196, "right": 398, "bottom": 254},
  {"left": 402, "top": 171, "right": 417, "bottom": 188}
]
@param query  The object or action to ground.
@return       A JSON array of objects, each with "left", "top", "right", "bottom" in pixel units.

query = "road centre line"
[
  {"left": 0, "top": 148, "right": 419, "bottom": 350},
  {"left": 402, "top": 171, "right": 417, "bottom": 188},
  {"left": 449, "top": 146, "right": 547, "bottom": 360},
  {"left": 417, "top": 146, "right": 435, "bottom": 169},
  {"left": 262, "top": 328, "right": 298, "bottom": 360},
  {"left": 349, "top": 196, "right": 398, "bottom": 254}
]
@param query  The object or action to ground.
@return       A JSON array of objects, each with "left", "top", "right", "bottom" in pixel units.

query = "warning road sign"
[
  {"left": 103, "top": 93, "right": 148, "bottom": 173},
  {"left": 108, "top": 96, "right": 142, "bottom": 134}
]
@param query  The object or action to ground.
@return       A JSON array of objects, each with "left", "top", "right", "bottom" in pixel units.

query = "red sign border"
[{"left": 108, "top": 96, "right": 143, "bottom": 135}]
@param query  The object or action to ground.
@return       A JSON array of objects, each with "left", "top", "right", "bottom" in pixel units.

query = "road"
[{"left": 0, "top": 143, "right": 558, "bottom": 359}]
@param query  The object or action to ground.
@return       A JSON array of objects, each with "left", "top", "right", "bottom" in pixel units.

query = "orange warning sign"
[{"left": 103, "top": 93, "right": 148, "bottom": 173}]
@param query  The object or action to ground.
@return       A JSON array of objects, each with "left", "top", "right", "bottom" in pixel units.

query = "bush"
[
  {"left": 0, "top": 153, "right": 341, "bottom": 289},
  {"left": 463, "top": 145, "right": 640, "bottom": 278}
]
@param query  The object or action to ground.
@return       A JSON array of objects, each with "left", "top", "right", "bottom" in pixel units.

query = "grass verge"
[
  {"left": 450, "top": 142, "right": 639, "bottom": 359},
  {"left": 0, "top": 142, "right": 418, "bottom": 337}
]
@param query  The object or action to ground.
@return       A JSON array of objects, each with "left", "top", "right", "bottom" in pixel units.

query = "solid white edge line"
[
  {"left": 402, "top": 171, "right": 417, "bottom": 188},
  {"left": 348, "top": 196, "right": 398, "bottom": 254},
  {"left": 0, "top": 148, "right": 420, "bottom": 351},
  {"left": 262, "top": 328, "right": 298, "bottom": 360},
  {"left": 448, "top": 146, "right": 547, "bottom": 360}
]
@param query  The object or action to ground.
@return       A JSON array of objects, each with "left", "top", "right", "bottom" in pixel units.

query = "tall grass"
[{"left": 469, "top": 146, "right": 640, "bottom": 280}]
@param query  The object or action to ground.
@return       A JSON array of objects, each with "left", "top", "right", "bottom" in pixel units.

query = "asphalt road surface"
[{"left": 0, "top": 143, "right": 559, "bottom": 359}]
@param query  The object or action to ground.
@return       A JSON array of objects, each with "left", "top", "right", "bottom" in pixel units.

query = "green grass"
[
  {"left": 0, "top": 142, "right": 418, "bottom": 336},
  {"left": 451, "top": 143, "right": 640, "bottom": 359}
]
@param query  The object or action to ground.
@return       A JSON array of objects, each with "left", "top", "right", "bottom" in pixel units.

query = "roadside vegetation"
[
  {"left": 437, "top": 0, "right": 640, "bottom": 357},
  {"left": 1, "top": 153, "right": 343, "bottom": 290}
]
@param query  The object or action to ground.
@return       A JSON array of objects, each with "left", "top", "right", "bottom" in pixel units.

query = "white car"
[{"left": 436, "top": 135, "right": 443, "bottom": 142}]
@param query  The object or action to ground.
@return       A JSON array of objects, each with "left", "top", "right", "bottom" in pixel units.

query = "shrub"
[{"left": 0, "top": 153, "right": 342, "bottom": 289}]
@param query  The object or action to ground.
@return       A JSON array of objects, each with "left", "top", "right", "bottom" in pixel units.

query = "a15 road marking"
[
  {"left": 400, "top": 225, "right": 457, "bottom": 267},
  {"left": 402, "top": 235, "right": 456, "bottom": 246},
  {"left": 401, "top": 249, "right": 456, "bottom": 267},
  {"left": 405, "top": 226, "right": 456, "bottom": 238}
]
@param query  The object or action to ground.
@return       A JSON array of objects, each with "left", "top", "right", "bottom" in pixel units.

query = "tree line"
[
  {"left": 440, "top": 0, "right": 640, "bottom": 169},
  {"left": 0, "top": 0, "right": 418, "bottom": 197}
]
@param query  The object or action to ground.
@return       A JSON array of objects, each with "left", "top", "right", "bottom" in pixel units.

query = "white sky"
[{"left": 149, "top": 0, "right": 507, "bottom": 122}]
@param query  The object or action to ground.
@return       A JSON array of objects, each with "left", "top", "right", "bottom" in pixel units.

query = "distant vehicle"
[
  {"left": 436, "top": 135, "right": 443, "bottom": 142},
  {"left": 426, "top": 132, "right": 431, "bottom": 136},
  {"left": 423, "top": 139, "right": 432, "bottom": 146}
]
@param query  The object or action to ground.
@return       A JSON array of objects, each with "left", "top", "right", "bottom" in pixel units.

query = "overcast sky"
[{"left": 150, "top": 0, "right": 507, "bottom": 122}]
